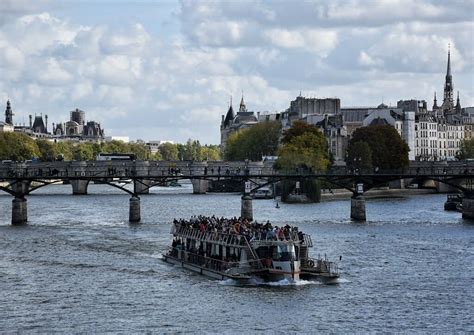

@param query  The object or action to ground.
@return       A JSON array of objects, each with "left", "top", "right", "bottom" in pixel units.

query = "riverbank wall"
[{"left": 320, "top": 188, "right": 437, "bottom": 201}]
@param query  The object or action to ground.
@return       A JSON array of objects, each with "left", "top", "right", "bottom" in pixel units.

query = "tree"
[
  {"left": 72, "top": 142, "right": 94, "bottom": 161},
  {"left": 102, "top": 140, "right": 129, "bottom": 154},
  {"left": 346, "top": 141, "right": 373, "bottom": 171},
  {"left": 276, "top": 123, "right": 329, "bottom": 171},
  {"left": 457, "top": 139, "right": 474, "bottom": 159},
  {"left": 224, "top": 121, "right": 281, "bottom": 161},
  {"left": 347, "top": 125, "right": 409, "bottom": 170},
  {"left": 281, "top": 120, "right": 321, "bottom": 144},
  {"left": 276, "top": 122, "right": 329, "bottom": 203},
  {"left": 55, "top": 141, "right": 73, "bottom": 161},
  {"left": 128, "top": 142, "right": 149, "bottom": 160},
  {"left": 159, "top": 143, "right": 179, "bottom": 161},
  {"left": 201, "top": 145, "right": 221, "bottom": 161},
  {"left": 37, "top": 140, "right": 59, "bottom": 161},
  {"left": 0, "top": 132, "right": 40, "bottom": 161}
]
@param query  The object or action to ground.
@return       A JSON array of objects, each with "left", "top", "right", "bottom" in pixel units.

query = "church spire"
[
  {"left": 433, "top": 92, "right": 438, "bottom": 110},
  {"left": 455, "top": 91, "right": 461, "bottom": 114},
  {"left": 442, "top": 44, "right": 454, "bottom": 112},
  {"left": 239, "top": 92, "right": 246, "bottom": 113}
]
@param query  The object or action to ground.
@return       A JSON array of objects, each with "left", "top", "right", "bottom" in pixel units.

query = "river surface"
[{"left": 0, "top": 184, "right": 473, "bottom": 333}]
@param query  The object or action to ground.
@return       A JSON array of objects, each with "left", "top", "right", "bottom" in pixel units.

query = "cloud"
[{"left": 0, "top": 1, "right": 473, "bottom": 145}]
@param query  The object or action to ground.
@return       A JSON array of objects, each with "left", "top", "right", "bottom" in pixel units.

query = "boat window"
[{"left": 272, "top": 244, "right": 296, "bottom": 261}]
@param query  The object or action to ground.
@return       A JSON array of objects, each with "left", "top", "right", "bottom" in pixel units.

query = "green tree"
[
  {"left": 37, "top": 139, "right": 59, "bottom": 161},
  {"left": 281, "top": 120, "right": 320, "bottom": 144},
  {"left": 0, "top": 132, "right": 40, "bottom": 161},
  {"left": 159, "top": 142, "right": 179, "bottom": 160},
  {"left": 347, "top": 125, "right": 409, "bottom": 170},
  {"left": 55, "top": 141, "right": 73, "bottom": 161},
  {"left": 102, "top": 140, "right": 129, "bottom": 154},
  {"left": 457, "top": 139, "right": 474, "bottom": 159},
  {"left": 150, "top": 151, "right": 162, "bottom": 160},
  {"left": 201, "top": 145, "right": 221, "bottom": 161},
  {"left": 72, "top": 142, "right": 94, "bottom": 161},
  {"left": 346, "top": 141, "right": 373, "bottom": 171},
  {"left": 224, "top": 121, "right": 281, "bottom": 161},
  {"left": 276, "top": 123, "right": 329, "bottom": 171},
  {"left": 128, "top": 142, "right": 149, "bottom": 160}
]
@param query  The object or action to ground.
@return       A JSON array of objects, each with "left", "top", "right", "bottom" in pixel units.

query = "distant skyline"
[{"left": 1, "top": 0, "right": 473, "bottom": 144}]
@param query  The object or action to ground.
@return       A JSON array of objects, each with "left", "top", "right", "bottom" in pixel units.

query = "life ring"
[{"left": 306, "top": 259, "right": 315, "bottom": 268}]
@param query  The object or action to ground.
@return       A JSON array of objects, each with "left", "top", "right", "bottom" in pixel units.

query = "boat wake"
[{"left": 219, "top": 278, "right": 323, "bottom": 287}]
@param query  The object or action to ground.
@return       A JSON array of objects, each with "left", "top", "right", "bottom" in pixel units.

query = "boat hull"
[{"left": 162, "top": 254, "right": 252, "bottom": 282}]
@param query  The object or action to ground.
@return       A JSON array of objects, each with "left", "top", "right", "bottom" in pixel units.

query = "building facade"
[
  {"left": 1, "top": 101, "right": 106, "bottom": 141},
  {"left": 414, "top": 48, "right": 465, "bottom": 161},
  {"left": 53, "top": 108, "right": 104, "bottom": 140},
  {"left": 220, "top": 96, "right": 259, "bottom": 149}
]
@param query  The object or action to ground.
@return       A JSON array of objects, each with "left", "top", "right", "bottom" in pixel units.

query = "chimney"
[
  {"left": 29, "top": 115, "right": 32, "bottom": 128},
  {"left": 45, "top": 115, "right": 48, "bottom": 132}
]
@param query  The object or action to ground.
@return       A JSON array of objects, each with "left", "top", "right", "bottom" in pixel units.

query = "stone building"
[
  {"left": 220, "top": 96, "right": 258, "bottom": 149},
  {"left": 53, "top": 108, "right": 105, "bottom": 140},
  {"left": 287, "top": 96, "right": 341, "bottom": 118},
  {"left": 414, "top": 48, "right": 465, "bottom": 161},
  {"left": 462, "top": 107, "right": 474, "bottom": 140}
]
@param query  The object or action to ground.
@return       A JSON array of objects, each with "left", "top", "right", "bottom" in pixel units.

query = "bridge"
[{"left": 1, "top": 160, "right": 473, "bottom": 224}]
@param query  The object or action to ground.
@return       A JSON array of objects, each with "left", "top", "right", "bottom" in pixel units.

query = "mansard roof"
[
  {"left": 32, "top": 115, "right": 47, "bottom": 133},
  {"left": 234, "top": 111, "right": 257, "bottom": 124}
]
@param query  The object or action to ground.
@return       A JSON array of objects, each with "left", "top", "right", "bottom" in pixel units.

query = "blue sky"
[{"left": 1, "top": 0, "right": 473, "bottom": 144}]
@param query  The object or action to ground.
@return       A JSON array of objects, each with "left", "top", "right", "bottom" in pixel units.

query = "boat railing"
[
  {"left": 301, "top": 256, "right": 339, "bottom": 275},
  {"left": 303, "top": 234, "right": 313, "bottom": 247},
  {"left": 166, "top": 247, "right": 269, "bottom": 273},
  {"left": 172, "top": 224, "right": 303, "bottom": 244}
]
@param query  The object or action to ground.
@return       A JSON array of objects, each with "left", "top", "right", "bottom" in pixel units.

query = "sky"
[{"left": 0, "top": 0, "right": 473, "bottom": 144}]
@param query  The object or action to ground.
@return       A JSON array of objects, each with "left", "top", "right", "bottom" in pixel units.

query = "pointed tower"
[
  {"left": 442, "top": 45, "right": 454, "bottom": 112},
  {"left": 455, "top": 91, "right": 462, "bottom": 114},
  {"left": 223, "top": 96, "right": 235, "bottom": 128},
  {"left": 239, "top": 94, "right": 247, "bottom": 113},
  {"left": 432, "top": 92, "right": 438, "bottom": 110},
  {"left": 5, "top": 100, "right": 13, "bottom": 125}
]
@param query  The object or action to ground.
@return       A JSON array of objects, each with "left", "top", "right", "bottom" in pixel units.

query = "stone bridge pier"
[
  {"left": 191, "top": 179, "right": 208, "bottom": 194},
  {"left": 350, "top": 183, "right": 366, "bottom": 221},
  {"left": 10, "top": 180, "right": 32, "bottom": 225},
  {"left": 71, "top": 180, "right": 90, "bottom": 195},
  {"left": 241, "top": 194, "right": 253, "bottom": 221},
  {"left": 129, "top": 196, "right": 141, "bottom": 222},
  {"left": 70, "top": 162, "right": 89, "bottom": 195},
  {"left": 134, "top": 179, "right": 152, "bottom": 194}
]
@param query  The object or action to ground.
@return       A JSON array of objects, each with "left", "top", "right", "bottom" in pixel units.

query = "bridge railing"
[{"left": 1, "top": 160, "right": 474, "bottom": 179}]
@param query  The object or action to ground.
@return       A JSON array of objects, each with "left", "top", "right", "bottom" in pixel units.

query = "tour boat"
[{"left": 162, "top": 218, "right": 339, "bottom": 284}]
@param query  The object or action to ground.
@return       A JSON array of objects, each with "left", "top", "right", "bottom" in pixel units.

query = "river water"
[{"left": 0, "top": 184, "right": 473, "bottom": 333}]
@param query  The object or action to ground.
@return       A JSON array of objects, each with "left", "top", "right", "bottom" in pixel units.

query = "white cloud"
[
  {"left": 264, "top": 28, "right": 338, "bottom": 56},
  {"left": 0, "top": 1, "right": 472, "bottom": 144}
]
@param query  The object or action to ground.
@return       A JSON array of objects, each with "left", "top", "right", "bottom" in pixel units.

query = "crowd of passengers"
[{"left": 172, "top": 215, "right": 305, "bottom": 242}]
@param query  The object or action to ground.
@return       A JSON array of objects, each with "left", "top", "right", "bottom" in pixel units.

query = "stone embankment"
[{"left": 321, "top": 188, "right": 437, "bottom": 201}]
